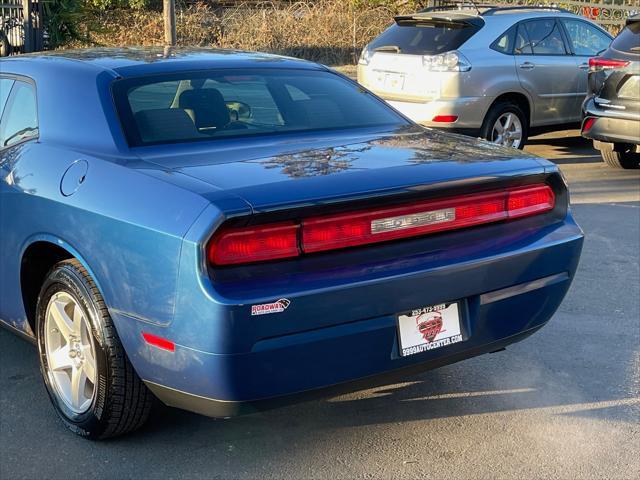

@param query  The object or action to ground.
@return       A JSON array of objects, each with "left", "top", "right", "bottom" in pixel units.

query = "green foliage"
[
  {"left": 85, "top": 0, "right": 161, "bottom": 10},
  {"left": 41, "top": 0, "right": 163, "bottom": 49},
  {"left": 41, "top": 0, "right": 85, "bottom": 48}
]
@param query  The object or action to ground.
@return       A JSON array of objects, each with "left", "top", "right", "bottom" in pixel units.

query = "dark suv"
[{"left": 582, "top": 15, "right": 640, "bottom": 169}]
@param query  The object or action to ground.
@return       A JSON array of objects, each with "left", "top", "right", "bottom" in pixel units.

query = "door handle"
[
  {"left": 578, "top": 63, "right": 589, "bottom": 70},
  {"left": 519, "top": 62, "right": 535, "bottom": 70}
]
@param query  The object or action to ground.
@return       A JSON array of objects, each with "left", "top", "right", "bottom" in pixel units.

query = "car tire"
[
  {"left": 36, "top": 259, "right": 153, "bottom": 439},
  {"left": 601, "top": 144, "right": 640, "bottom": 170},
  {"left": 480, "top": 101, "right": 528, "bottom": 150}
]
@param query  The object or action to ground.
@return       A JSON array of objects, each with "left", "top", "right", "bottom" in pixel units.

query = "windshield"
[
  {"left": 112, "top": 69, "right": 409, "bottom": 147},
  {"left": 368, "top": 19, "right": 482, "bottom": 55}
]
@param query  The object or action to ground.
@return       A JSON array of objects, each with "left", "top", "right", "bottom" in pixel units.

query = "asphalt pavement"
[{"left": 1, "top": 131, "right": 639, "bottom": 480}]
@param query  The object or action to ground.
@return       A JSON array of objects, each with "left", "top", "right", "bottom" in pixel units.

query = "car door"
[
  {"left": 560, "top": 18, "right": 613, "bottom": 113},
  {"left": 514, "top": 18, "right": 579, "bottom": 125},
  {"left": 0, "top": 76, "right": 39, "bottom": 327}
]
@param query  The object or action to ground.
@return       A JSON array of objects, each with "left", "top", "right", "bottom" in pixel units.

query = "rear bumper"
[
  {"left": 114, "top": 214, "right": 583, "bottom": 417},
  {"left": 144, "top": 323, "right": 546, "bottom": 418},
  {"left": 582, "top": 98, "right": 640, "bottom": 146},
  {"left": 386, "top": 96, "right": 492, "bottom": 130}
]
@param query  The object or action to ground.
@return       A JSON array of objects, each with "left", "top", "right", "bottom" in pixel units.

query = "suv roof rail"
[
  {"left": 482, "top": 6, "right": 572, "bottom": 15},
  {"left": 419, "top": 3, "right": 573, "bottom": 16},
  {"left": 419, "top": 3, "right": 497, "bottom": 13}
]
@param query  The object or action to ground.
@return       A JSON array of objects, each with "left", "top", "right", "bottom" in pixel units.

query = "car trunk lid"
[{"left": 135, "top": 127, "right": 549, "bottom": 215}]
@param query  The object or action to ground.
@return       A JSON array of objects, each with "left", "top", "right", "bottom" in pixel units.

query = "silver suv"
[{"left": 357, "top": 6, "right": 612, "bottom": 148}]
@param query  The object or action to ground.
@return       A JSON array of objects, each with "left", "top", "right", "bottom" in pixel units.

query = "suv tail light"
[
  {"left": 422, "top": 51, "right": 472, "bottom": 72},
  {"left": 589, "top": 58, "right": 630, "bottom": 71},
  {"left": 358, "top": 46, "right": 372, "bottom": 66},
  {"left": 208, "top": 185, "right": 555, "bottom": 266},
  {"left": 582, "top": 117, "right": 597, "bottom": 133}
]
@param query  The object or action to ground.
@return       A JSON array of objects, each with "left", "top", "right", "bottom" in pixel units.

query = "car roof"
[
  {"left": 0, "top": 47, "right": 328, "bottom": 156},
  {"left": 0, "top": 47, "right": 325, "bottom": 78}
]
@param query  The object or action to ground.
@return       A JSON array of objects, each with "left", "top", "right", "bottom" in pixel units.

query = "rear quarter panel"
[
  {"left": 446, "top": 47, "right": 513, "bottom": 99},
  {"left": 0, "top": 141, "right": 210, "bottom": 331}
]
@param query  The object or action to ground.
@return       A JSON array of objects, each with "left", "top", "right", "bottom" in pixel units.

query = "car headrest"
[
  {"left": 134, "top": 108, "right": 200, "bottom": 143},
  {"left": 178, "top": 88, "right": 231, "bottom": 129}
]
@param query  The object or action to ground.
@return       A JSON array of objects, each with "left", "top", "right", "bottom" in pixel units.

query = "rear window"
[
  {"left": 368, "top": 19, "right": 482, "bottom": 55},
  {"left": 611, "top": 21, "right": 640, "bottom": 54},
  {"left": 113, "top": 69, "right": 408, "bottom": 147},
  {"left": 492, "top": 26, "right": 516, "bottom": 54}
]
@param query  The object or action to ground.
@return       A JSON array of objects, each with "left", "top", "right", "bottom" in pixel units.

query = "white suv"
[{"left": 357, "top": 6, "right": 612, "bottom": 148}]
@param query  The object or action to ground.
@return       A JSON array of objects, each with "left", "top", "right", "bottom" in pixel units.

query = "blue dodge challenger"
[{"left": 0, "top": 48, "right": 583, "bottom": 439}]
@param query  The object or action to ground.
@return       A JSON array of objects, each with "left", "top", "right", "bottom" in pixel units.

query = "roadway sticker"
[{"left": 251, "top": 298, "right": 291, "bottom": 316}]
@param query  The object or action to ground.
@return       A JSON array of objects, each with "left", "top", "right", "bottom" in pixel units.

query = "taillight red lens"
[
  {"left": 582, "top": 117, "right": 596, "bottom": 133},
  {"left": 507, "top": 185, "right": 555, "bottom": 219},
  {"left": 589, "top": 57, "right": 630, "bottom": 71},
  {"left": 432, "top": 115, "right": 459, "bottom": 123},
  {"left": 303, "top": 186, "right": 554, "bottom": 253},
  {"left": 208, "top": 185, "right": 555, "bottom": 265},
  {"left": 209, "top": 221, "right": 299, "bottom": 265},
  {"left": 142, "top": 332, "right": 175, "bottom": 352}
]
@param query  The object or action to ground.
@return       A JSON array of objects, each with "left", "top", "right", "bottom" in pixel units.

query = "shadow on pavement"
[{"left": 549, "top": 156, "right": 601, "bottom": 165}]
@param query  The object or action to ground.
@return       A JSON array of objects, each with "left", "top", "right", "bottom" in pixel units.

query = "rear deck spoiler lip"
[{"left": 393, "top": 14, "right": 485, "bottom": 28}]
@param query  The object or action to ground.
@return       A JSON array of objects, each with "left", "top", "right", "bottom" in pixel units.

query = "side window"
[
  {"left": 514, "top": 23, "right": 533, "bottom": 55},
  {"left": 492, "top": 26, "right": 516, "bottom": 54},
  {"left": 0, "top": 80, "right": 38, "bottom": 148},
  {"left": 0, "top": 78, "right": 15, "bottom": 118},
  {"left": 562, "top": 20, "right": 611, "bottom": 56},
  {"left": 524, "top": 19, "right": 568, "bottom": 55}
]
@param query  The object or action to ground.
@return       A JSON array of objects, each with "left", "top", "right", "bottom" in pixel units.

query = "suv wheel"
[
  {"left": 481, "top": 101, "right": 528, "bottom": 149},
  {"left": 36, "top": 259, "right": 153, "bottom": 439},
  {"left": 601, "top": 144, "right": 640, "bottom": 170}
]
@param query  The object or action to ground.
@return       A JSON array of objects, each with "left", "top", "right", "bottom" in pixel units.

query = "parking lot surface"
[{"left": 1, "top": 132, "right": 638, "bottom": 480}]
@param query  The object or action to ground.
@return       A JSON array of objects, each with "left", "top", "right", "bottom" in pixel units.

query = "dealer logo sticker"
[
  {"left": 416, "top": 310, "right": 443, "bottom": 343},
  {"left": 251, "top": 298, "right": 291, "bottom": 316}
]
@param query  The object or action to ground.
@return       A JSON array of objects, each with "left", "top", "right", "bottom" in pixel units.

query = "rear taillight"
[
  {"left": 422, "top": 51, "right": 472, "bottom": 72},
  {"left": 358, "top": 46, "right": 372, "bottom": 66},
  {"left": 208, "top": 185, "right": 555, "bottom": 266},
  {"left": 589, "top": 57, "right": 630, "bottom": 71},
  {"left": 582, "top": 117, "right": 597, "bottom": 133},
  {"left": 208, "top": 221, "right": 299, "bottom": 266}
]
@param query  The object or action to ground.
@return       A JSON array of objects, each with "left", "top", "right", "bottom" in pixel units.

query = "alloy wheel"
[
  {"left": 491, "top": 112, "right": 523, "bottom": 149},
  {"left": 44, "top": 292, "right": 97, "bottom": 414}
]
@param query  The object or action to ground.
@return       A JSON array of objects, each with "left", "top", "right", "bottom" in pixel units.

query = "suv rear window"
[
  {"left": 611, "top": 21, "right": 640, "bottom": 54},
  {"left": 113, "top": 69, "right": 408, "bottom": 147},
  {"left": 368, "top": 18, "right": 482, "bottom": 55}
]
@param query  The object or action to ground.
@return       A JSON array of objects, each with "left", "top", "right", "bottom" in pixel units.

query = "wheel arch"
[
  {"left": 20, "top": 235, "right": 105, "bottom": 335},
  {"left": 487, "top": 92, "right": 532, "bottom": 127}
]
